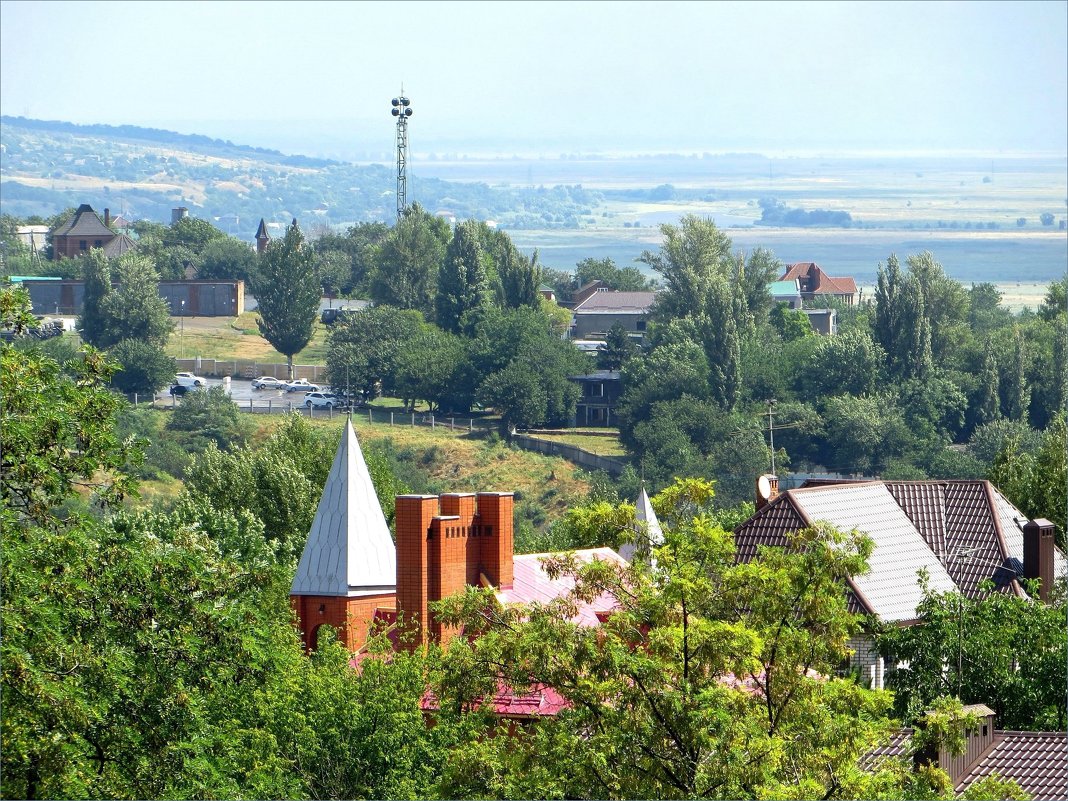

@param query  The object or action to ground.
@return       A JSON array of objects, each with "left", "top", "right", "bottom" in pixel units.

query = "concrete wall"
[{"left": 21, "top": 279, "right": 244, "bottom": 317}]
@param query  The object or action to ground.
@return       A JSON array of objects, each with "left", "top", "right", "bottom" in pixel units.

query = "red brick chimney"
[
  {"left": 1023, "top": 518, "right": 1055, "bottom": 602},
  {"left": 755, "top": 474, "right": 780, "bottom": 511},
  {"left": 104, "top": 208, "right": 111, "bottom": 228},
  {"left": 394, "top": 491, "right": 514, "bottom": 647}
]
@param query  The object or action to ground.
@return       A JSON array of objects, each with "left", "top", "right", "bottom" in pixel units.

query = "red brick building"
[{"left": 50, "top": 204, "right": 121, "bottom": 259}]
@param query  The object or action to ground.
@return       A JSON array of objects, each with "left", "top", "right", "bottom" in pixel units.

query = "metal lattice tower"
[{"left": 391, "top": 91, "right": 412, "bottom": 219}]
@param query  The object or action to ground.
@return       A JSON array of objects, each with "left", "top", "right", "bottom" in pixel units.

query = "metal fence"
[{"left": 174, "top": 358, "right": 328, "bottom": 381}]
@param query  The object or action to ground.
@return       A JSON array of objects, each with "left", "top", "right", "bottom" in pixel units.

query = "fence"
[
  {"left": 510, "top": 434, "right": 629, "bottom": 476},
  {"left": 174, "top": 358, "right": 327, "bottom": 381}
]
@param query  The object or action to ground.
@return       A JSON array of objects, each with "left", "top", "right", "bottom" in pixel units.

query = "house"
[
  {"left": 569, "top": 369, "right": 622, "bottom": 427},
  {"left": 779, "top": 262, "right": 857, "bottom": 305},
  {"left": 290, "top": 420, "right": 627, "bottom": 658},
  {"left": 734, "top": 478, "right": 1064, "bottom": 688},
  {"left": 50, "top": 204, "right": 119, "bottom": 259},
  {"left": 570, "top": 284, "right": 657, "bottom": 341},
  {"left": 802, "top": 307, "right": 837, "bottom": 335},
  {"left": 769, "top": 279, "right": 803, "bottom": 309},
  {"left": 865, "top": 704, "right": 1066, "bottom": 799}
]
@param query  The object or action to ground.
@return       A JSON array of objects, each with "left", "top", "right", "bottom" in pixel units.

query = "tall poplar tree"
[
  {"left": 252, "top": 220, "right": 320, "bottom": 380},
  {"left": 436, "top": 220, "right": 487, "bottom": 333},
  {"left": 77, "top": 248, "right": 112, "bottom": 347}
]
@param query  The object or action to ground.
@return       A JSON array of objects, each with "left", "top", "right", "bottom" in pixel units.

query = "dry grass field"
[{"left": 164, "top": 312, "right": 330, "bottom": 363}]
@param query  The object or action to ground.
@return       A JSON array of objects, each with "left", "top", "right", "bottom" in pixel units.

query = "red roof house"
[{"left": 779, "top": 262, "right": 857, "bottom": 305}]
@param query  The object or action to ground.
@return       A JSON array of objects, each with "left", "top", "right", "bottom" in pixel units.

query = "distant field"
[{"left": 164, "top": 312, "right": 329, "bottom": 362}]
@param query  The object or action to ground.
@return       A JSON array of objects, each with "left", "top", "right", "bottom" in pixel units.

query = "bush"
[
  {"left": 109, "top": 339, "right": 177, "bottom": 396},
  {"left": 166, "top": 386, "right": 252, "bottom": 450}
]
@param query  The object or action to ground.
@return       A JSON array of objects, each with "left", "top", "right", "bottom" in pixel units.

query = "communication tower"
[{"left": 391, "top": 91, "right": 413, "bottom": 219}]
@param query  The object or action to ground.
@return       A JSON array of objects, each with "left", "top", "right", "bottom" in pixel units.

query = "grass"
[
  {"left": 532, "top": 430, "right": 627, "bottom": 457},
  {"left": 165, "top": 312, "right": 330, "bottom": 363}
]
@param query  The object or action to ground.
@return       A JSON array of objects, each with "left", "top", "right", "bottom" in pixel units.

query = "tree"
[
  {"left": 77, "top": 248, "right": 112, "bottom": 347},
  {"left": 998, "top": 326, "right": 1030, "bottom": 422},
  {"left": 1040, "top": 212, "right": 1055, "bottom": 226},
  {"left": 109, "top": 339, "right": 177, "bottom": 396},
  {"left": 574, "top": 256, "right": 652, "bottom": 291},
  {"left": 436, "top": 220, "right": 488, "bottom": 333},
  {"left": 801, "top": 329, "right": 885, "bottom": 398},
  {"left": 166, "top": 385, "right": 253, "bottom": 451},
  {"left": 198, "top": 236, "right": 257, "bottom": 282},
  {"left": 878, "top": 580, "right": 1067, "bottom": 731},
  {"left": 597, "top": 322, "right": 638, "bottom": 371},
  {"left": 96, "top": 253, "right": 174, "bottom": 349},
  {"left": 497, "top": 239, "right": 542, "bottom": 309},
  {"left": 370, "top": 203, "right": 449, "bottom": 315},
  {"left": 974, "top": 344, "right": 1002, "bottom": 427},
  {"left": 393, "top": 327, "right": 468, "bottom": 412},
  {"left": 735, "top": 246, "right": 781, "bottom": 325},
  {"left": 432, "top": 486, "right": 913, "bottom": 799},
  {"left": 251, "top": 220, "right": 321, "bottom": 380},
  {"left": 325, "top": 306, "right": 429, "bottom": 401},
  {"left": 478, "top": 360, "right": 550, "bottom": 432},
  {"left": 874, "top": 255, "right": 933, "bottom": 381},
  {"left": 769, "top": 301, "right": 814, "bottom": 342}
]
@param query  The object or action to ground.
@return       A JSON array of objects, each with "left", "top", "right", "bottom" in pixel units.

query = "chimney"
[
  {"left": 104, "top": 208, "right": 111, "bottom": 228},
  {"left": 913, "top": 704, "right": 996, "bottom": 785},
  {"left": 755, "top": 474, "right": 780, "bottom": 511},
  {"left": 394, "top": 491, "right": 515, "bottom": 648},
  {"left": 1023, "top": 518, "right": 1055, "bottom": 602}
]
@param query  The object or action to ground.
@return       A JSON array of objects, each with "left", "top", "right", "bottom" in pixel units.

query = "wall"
[{"left": 21, "top": 279, "right": 244, "bottom": 317}]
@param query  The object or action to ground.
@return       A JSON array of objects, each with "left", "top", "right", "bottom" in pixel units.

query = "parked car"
[
  {"left": 175, "top": 371, "right": 206, "bottom": 388},
  {"left": 169, "top": 384, "right": 191, "bottom": 396},
  {"left": 304, "top": 391, "right": 344, "bottom": 409},
  {"left": 252, "top": 376, "right": 286, "bottom": 390},
  {"left": 284, "top": 378, "right": 320, "bottom": 393}
]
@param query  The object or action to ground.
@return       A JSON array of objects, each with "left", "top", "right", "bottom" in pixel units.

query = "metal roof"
[
  {"left": 572, "top": 290, "right": 657, "bottom": 314},
  {"left": 619, "top": 486, "right": 664, "bottom": 562},
  {"left": 502, "top": 548, "right": 626, "bottom": 626},
  {"left": 290, "top": 420, "right": 397, "bottom": 597},
  {"left": 789, "top": 483, "right": 957, "bottom": 622},
  {"left": 768, "top": 280, "right": 800, "bottom": 296}
]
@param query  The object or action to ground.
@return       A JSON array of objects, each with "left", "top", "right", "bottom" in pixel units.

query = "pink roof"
[
  {"left": 421, "top": 680, "right": 570, "bottom": 718},
  {"left": 503, "top": 547, "right": 627, "bottom": 626}
]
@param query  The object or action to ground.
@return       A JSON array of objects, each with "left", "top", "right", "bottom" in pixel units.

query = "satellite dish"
[{"left": 757, "top": 475, "right": 772, "bottom": 500}]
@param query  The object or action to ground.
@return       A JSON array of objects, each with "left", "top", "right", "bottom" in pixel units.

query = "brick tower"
[
  {"left": 395, "top": 492, "right": 514, "bottom": 647},
  {"left": 290, "top": 420, "right": 397, "bottom": 651},
  {"left": 255, "top": 218, "right": 270, "bottom": 255}
]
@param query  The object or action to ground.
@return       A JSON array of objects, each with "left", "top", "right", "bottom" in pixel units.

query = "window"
[
  {"left": 93, "top": 239, "right": 103, "bottom": 247},
  {"left": 79, "top": 240, "right": 88, "bottom": 251},
  {"left": 636, "top": 320, "right": 647, "bottom": 331}
]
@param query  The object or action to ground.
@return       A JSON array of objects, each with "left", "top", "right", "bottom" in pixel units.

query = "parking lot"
[{"left": 152, "top": 376, "right": 326, "bottom": 411}]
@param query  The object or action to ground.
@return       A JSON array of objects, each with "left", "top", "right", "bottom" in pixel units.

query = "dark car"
[{"left": 169, "top": 384, "right": 191, "bottom": 396}]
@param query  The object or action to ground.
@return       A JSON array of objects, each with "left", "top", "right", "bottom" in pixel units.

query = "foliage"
[
  {"left": 76, "top": 248, "right": 112, "bottom": 347},
  {"left": 769, "top": 302, "right": 814, "bottom": 342},
  {"left": 325, "top": 305, "right": 430, "bottom": 400},
  {"left": 597, "top": 321, "right": 638, "bottom": 371},
  {"left": 496, "top": 238, "right": 542, "bottom": 309},
  {"left": 166, "top": 385, "right": 253, "bottom": 451},
  {"left": 436, "top": 220, "right": 488, "bottom": 334},
  {"left": 393, "top": 326, "right": 468, "bottom": 412},
  {"left": 986, "top": 414, "right": 1067, "bottom": 543},
  {"left": 877, "top": 579, "right": 1067, "bottom": 730},
  {"left": 370, "top": 203, "right": 449, "bottom": 315},
  {"left": 108, "top": 338, "right": 177, "bottom": 396},
  {"left": 433, "top": 486, "right": 906, "bottom": 800},
  {"left": 574, "top": 256, "right": 653, "bottom": 291},
  {"left": 251, "top": 220, "right": 321, "bottom": 379},
  {"left": 198, "top": 236, "right": 257, "bottom": 282},
  {"left": 96, "top": 254, "right": 175, "bottom": 349},
  {"left": 1, "top": 344, "right": 137, "bottom": 521}
]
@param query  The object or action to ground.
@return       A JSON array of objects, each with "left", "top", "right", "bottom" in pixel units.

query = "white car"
[
  {"left": 175, "top": 371, "right": 206, "bottom": 388},
  {"left": 252, "top": 376, "right": 286, "bottom": 390},
  {"left": 284, "top": 378, "right": 320, "bottom": 393},
  {"left": 304, "top": 391, "right": 343, "bottom": 409}
]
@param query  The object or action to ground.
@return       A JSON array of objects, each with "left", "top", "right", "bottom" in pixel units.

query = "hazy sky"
[{"left": 1, "top": 0, "right": 1065, "bottom": 156}]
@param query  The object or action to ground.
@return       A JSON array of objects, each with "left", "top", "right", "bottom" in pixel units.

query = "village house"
[
  {"left": 569, "top": 281, "right": 656, "bottom": 342},
  {"left": 50, "top": 204, "right": 135, "bottom": 260},
  {"left": 734, "top": 476, "right": 1065, "bottom": 689},
  {"left": 779, "top": 261, "right": 857, "bottom": 305}
]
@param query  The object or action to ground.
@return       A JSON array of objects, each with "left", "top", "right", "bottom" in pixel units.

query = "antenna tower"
[{"left": 391, "top": 89, "right": 413, "bottom": 219}]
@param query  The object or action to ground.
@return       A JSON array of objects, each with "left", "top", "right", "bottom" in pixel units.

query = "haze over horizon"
[{"left": 2, "top": 0, "right": 1066, "bottom": 161}]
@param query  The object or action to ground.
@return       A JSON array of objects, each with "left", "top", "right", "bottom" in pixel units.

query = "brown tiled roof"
[
  {"left": 864, "top": 729, "right": 1067, "bottom": 799},
  {"left": 734, "top": 480, "right": 1064, "bottom": 620},
  {"left": 573, "top": 290, "right": 656, "bottom": 314},
  {"left": 956, "top": 730, "right": 1067, "bottom": 799},
  {"left": 52, "top": 204, "right": 114, "bottom": 239},
  {"left": 780, "top": 262, "right": 856, "bottom": 296}
]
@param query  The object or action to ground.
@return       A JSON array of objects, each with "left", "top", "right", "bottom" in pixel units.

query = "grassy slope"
[{"left": 166, "top": 312, "right": 330, "bottom": 363}]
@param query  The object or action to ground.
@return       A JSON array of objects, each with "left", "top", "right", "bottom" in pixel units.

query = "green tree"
[
  {"left": 497, "top": 239, "right": 542, "bottom": 309},
  {"left": 433, "top": 487, "right": 905, "bottom": 799},
  {"left": 769, "top": 301, "right": 815, "bottom": 342},
  {"left": 735, "top": 246, "right": 782, "bottom": 325},
  {"left": 574, "top": 256, "right": 652, "bottom": 291},
  {"left": 987, "top": 414, "right": 1067, "bottom": 545},
  {"left": 251, "top": 220, "right": 321, "bottom": 380},
  {"left": 974, "top": 343, "right": 1002, "bottom": 427},
  {"left": 198, "top": 236, "right": 257, "bottom": 282},
  {"left": 370, "top": 203, "right": 449, "bottom": 315},
  {"left": 801, "top": 329, "right": 885, "bottom": 398},
  {"left": 597, "top": 322, "right": 638, "bottom": 371},
  {"left": 436, "top": 220, "right": 488, "bottom": 333},
  {"left": 393, "top": 327, "right": 468, "bottom": 412},
  {"left": 76, "top": 248, "right": 112, "bottom": 347},
  {"left": 874, "top": 255, "right": 934, "bottom": 381},
  {"left": 166, "top": 385, "right": 253, "bottom": 451},
  {"left": 998, "top": 326, "right": 1030, "bottom": 422},
  {"left": 96, "top": 253, "right": 174, "bottom": 349},
  {"left": 109, "top": 339, "right": 177, "bottom": 396},
  {"left": 878, "top": 580, "right": 1067, "bottom": 730},
  {"left": 325, "top": 306, "right": 429, "bottom": 401}
]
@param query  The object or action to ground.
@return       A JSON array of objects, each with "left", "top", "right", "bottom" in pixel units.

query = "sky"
[{"left": 1, "top": 0, "right": 1066, "bottom": 158}]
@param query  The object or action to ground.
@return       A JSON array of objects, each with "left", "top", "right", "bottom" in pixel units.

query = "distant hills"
[{"left": 0, "top": 116, "right": 601, "bottom": 234}]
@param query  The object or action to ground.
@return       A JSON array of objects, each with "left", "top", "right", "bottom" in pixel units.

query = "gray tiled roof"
[
  {"left": 290, "top": 420, "right": 396, "bottom": 597},
  {"left": 52, "top": 204, "right": 114, "bottom": 239},
  {"left": 573, "top": 291, "right": 656, "bottom": 314}
]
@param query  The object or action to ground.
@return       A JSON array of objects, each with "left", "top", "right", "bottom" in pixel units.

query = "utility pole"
[
  {"left": 766, "top": 398, "right": 777, "bottom": 474},
  {"left": 391, "top": 90, "right": 413, "bottom": 220}
]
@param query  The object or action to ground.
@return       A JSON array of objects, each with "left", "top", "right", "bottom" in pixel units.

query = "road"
[{"left": 151, "top": 376, "right": 325, "bottom": 411}]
